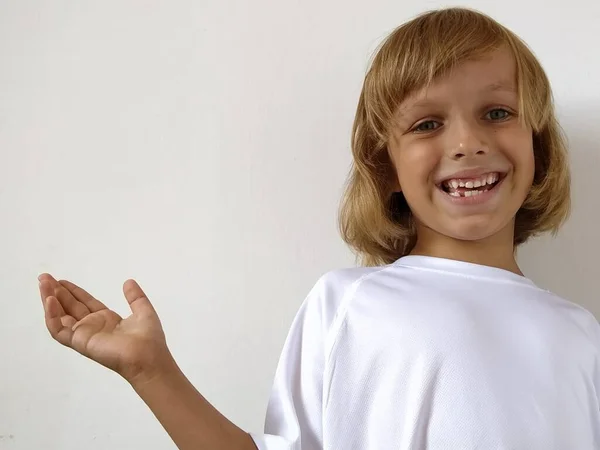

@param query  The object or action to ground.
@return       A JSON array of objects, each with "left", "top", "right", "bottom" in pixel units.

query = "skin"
[{"left": 387, "top": 46, "right": 535, "bottom": 274}]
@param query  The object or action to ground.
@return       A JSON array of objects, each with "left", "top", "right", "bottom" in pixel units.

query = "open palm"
[{"left": 39, "top": 274, "right": 170, "bottom": 382}]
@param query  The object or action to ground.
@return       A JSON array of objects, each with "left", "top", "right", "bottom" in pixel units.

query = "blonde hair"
[{"left": 338, "top": 6, "right": 571, "bottom": 267}]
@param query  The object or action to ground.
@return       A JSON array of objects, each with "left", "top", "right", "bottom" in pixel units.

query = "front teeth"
[
  {"left": 465, "top": 190, "right": 484, "bottom": 197},
  {"left": 449, "top": 189, "right": 486, "bottom": 197},
  {"left": 444, "top": 173, "right": 499, "bottom": 190}
]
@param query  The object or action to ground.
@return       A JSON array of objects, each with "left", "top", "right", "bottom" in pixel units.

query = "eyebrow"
[
  {"left": 483, "top": 81, "right": 517, "bottom": 93},
  {"left": 396, "top": 81, "right": 517, "bottom": 120}
]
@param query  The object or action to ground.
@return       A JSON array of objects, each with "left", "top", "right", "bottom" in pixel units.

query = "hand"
[{"left": 39, "top": 274, "right": 173, "bottom": 384}]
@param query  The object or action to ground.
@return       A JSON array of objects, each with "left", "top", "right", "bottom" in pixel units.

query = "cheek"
[
  {"left": 397, "top": 144, "right": 440, "bottom": 193},
  {"left": 496, "top": 129, "right": 534, "bottom": 185},
  {"left": 512, "top": 135, "right": 535, "bottom": 184},
  {"left": 525, "top": 151, "right": 535, "bottom": 186}
]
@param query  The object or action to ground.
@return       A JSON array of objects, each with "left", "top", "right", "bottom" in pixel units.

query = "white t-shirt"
[{"left": 249, "top": 255, "right": 600, "bottom": 449}]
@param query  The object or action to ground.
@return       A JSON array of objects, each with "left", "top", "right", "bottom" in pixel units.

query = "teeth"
[
  {"left": 449, "top": 189, "right": 485, "bottom": 198},
  {"left": 443, "top": 172, "right": 501, "bottom": 190},
  {"left": 447, "top": 188, "right": 488, "bottom": 198},
  {"left": 464, "top": 190, "right": 484, "bottom": 198}
]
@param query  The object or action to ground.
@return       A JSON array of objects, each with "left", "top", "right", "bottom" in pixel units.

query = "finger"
[
  {"left": 39, "top": 273, "right": 59, "bottom": 286},
  {"left": 122, "top": 279, "right": 156, "bottom": 317},
  {"left": 39, "top": 274, "right": 90, "bottom": 320},
  {"left": 44, "top": 296, "right": 75, "bottom": 347},
  {"left": 39, "top": 277, "right": 55, "bottom": 305},
  {"left": 44, "top": 292, "right": 65, "bottom": 319},
  {"left": 58, "top": 280, "right": 107, "bottom": 313},
  {"left": 38, "top": 273, "right": 62, "bottom": 302},
  {"left": 54, "top": 283, "right": 90, "bottom": 321},
  {"left": 61, "top": 315, "right": 77, "bottom": 329}
]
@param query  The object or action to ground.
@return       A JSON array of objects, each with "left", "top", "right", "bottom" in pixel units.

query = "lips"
[
  {"left": 439, "top": 172, "right": 505, "bottom": 198},
  {"left": 435, "top": 172, "right": 507, "bottom": 205}
]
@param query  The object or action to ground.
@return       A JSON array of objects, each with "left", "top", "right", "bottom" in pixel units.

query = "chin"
[{"left": 439, "top": 217, "right": 510, "bottom": 242}]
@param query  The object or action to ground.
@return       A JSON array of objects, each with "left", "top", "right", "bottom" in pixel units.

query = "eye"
[
  {"left": 411, "top": 120, "right": 441, "bottom": 133},
  {"left": 485, "top": 108, "right": 512, "bottom": 121},
  {"left": 409, "top": 108, "right": 513, "bottom": 134}
]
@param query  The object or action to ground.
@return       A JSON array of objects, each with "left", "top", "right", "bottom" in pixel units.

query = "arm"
[
  {"left": 130, "top": 357, "right": 257, "bottom": 450},
  {"left": 39, "top": 272, "right": 333, "bottom": 450},
  {"left": 39, "top": 274, "right": 256, "bottom": 450},
  {"left": 126, "top": 276, "right": 332, "bottom": 450}
]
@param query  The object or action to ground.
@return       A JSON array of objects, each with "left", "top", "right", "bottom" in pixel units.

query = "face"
[{"left": 387, "top": 47, "right": 535, "bottom": 244}]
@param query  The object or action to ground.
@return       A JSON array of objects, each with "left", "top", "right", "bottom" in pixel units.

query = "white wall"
[{"left": 1, "top": 1, "right": 598, "bottom": 448}]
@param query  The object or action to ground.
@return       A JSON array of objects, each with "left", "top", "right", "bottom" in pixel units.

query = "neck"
[{"left": 410, "top": 220, "right": 522, "bottom": 276}]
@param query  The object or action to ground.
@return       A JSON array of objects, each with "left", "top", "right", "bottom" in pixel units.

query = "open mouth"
[{"left": 437, "top": 172, "right": 506, "bottom": 198}]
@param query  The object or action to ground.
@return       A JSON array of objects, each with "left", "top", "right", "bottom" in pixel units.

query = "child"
[{"left": 38, "top": 6, "right": 600, "bottom": 450}]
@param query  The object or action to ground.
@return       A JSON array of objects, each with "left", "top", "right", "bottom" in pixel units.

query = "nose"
[{"left": 446, "top": 119, "right": 490, "bottom": 160}]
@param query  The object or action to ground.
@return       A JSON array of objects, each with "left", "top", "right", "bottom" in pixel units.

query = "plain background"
[{"left": 1, "top": 1, "right": 598, "bottom": 448}]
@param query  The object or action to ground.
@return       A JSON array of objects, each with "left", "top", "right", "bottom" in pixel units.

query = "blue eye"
[
  {"left": 412, "top": 120, "right": 440, "bottom": 133},
  {"left": 486, "top": 108, "right": 511, "bottom": 120},
  {"left": 410, "top": 108, "right": 513, "bottom": 133}
]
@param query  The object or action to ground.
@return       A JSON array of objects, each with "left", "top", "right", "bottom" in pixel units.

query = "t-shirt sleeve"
[{"left": 249, "top": 273, "right": 335, "bottom": 450}]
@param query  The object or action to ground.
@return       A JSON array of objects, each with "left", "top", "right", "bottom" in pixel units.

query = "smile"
[{"left": 436, "top": 171, "right": 507, "bottom": 204}]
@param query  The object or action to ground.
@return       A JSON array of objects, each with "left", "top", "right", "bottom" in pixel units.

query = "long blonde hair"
[{"left": 338, "top": 7, "right": 571, "bottom": 267}]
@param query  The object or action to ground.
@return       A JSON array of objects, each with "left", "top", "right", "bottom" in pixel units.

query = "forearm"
[{"left": 130, "top": 357, "right": 257, "bottom": 450}]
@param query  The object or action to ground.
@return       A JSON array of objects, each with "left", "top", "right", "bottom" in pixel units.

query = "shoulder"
[
  {"left": 537, "top": 288, "right": 600, "bottom": 341},
  {"left": 311, "top": 265, "right": 390, "bottom": 298},
  {"left": 301, "top": 264, "right": 395, "bottom": 335}
]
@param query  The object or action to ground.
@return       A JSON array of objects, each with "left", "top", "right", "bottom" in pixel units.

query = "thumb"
[{"left": 122, "top": 279, "right": 157, "bottom": 317}]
